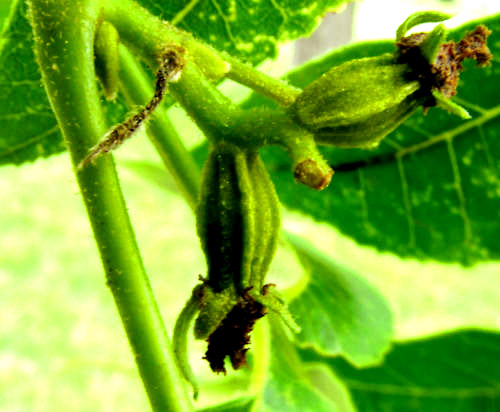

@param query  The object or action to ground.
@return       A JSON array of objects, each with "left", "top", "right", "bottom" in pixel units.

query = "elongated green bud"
[
  {"left": 94, "top": 21, "right": 120, "bottom": 100},
  {"left": 193, "top": 143, "right": 257, "bottom": 340},
  {"left": 196, "top": 143, "right": 256, "bottom": 294}
]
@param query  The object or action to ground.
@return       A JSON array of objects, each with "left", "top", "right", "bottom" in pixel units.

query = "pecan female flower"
[{"left": 290, "top": 12, "right": 492, "bottom": 149}]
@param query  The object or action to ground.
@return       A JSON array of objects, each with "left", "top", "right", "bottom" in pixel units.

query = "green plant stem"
[
  {"left": 168, "top": 61, "right": 240, "bottom": 143},
  {"left": 102, "top": 0, "right": 229, "bottom": 80},
  {"left": 102, "top": 0, "right": 302, "bottom": 105},
  {"left": 102, "top": 0, "right": 239, "bottom": 144},
  {"left": 28, "top": 1, "right": 193, "bottom": 410},
  {"left": 118, "top": 45, "right": 201, "bottom": 209},
  {"left": 224, "top": 54, "right": 301, "bottom": 106},
  {"left": 100, "top": 0, "right": 311, "bottom": 150}
]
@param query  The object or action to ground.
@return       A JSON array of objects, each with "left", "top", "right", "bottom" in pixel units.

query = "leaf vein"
[
  {"left": 344, "top": 379, "right": 500, "bottom": 398},
  {"left": 170, "top": 0, "right": 202, "bottom": 26},
  {"left": 209, "top": 0, "right": 239, "bottom": 48},
  {"left": 269, "top": 0, "right": 289, "bottom": 33},
  {"left": 446, "top": 138, "right": 473, "bottom": 246},
  {"left": 397, "top": 105, "right": 500, "bottom": 158},
  {"left": 397, "top": 157, "right": 416, "bottom": 249},
  {"left": 0, "top": 125, "right": 59, "bottom": 160}
]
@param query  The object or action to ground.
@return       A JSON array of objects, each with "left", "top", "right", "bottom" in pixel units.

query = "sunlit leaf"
[
  {"left": 136, "top": 0, "right": 350, "bottom": 64},
  {"left": 287, "top": 234, "right": 393, "bottom": 365},
  {"left": 301, "top": 329, "right": 500, "bottom": 411},
  {"left": 258, "top": 317, "right": 340, "bottom": 412}
]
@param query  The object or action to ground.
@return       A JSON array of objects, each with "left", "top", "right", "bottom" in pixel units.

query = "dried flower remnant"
[
  {"left": 397, "top": 24, "right": 492, "bottom": 109},
  {"left": 204, "top": 288, "right": 266, "bottom": 374}
]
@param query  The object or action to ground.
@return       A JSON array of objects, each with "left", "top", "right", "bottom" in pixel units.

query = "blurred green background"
[{"left": 1, "top": 0, "right": 500, "bottom": 411}]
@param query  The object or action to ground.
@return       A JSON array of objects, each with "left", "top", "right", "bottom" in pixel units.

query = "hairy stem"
[
  {"left": 102, "top": 0, "right": 301, "bottom": 105},
  {"left": 224, "top": 54, "right": 301, "bottom": 106},
  {"left": 102, "top": 0, "right": 228, "bottom": 79},
  {"left": 28, "top": 1, "right": 193, "bottom": 410}
]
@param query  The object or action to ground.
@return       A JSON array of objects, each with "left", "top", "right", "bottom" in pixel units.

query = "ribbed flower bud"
[{"left": 291, "top": 54, "right": 420, "bottom": 148}]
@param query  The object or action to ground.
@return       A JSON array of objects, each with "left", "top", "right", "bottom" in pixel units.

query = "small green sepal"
[
  {"left": 395, "top": 11, "right": 452, "bottom": 41},
  {"left": 431, "top": 90, "right": 471, "bottom": 119},
  {"left": 173, "top": 289, "right": 201, "bottom": 399},
  {"left": 419, "top": 23, "right": 447, "bottom": 63},
  {"left": 193, "top": 283, "right": 239, "bottom": 339}
]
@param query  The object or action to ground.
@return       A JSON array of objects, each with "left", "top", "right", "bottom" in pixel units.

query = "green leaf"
[
  {"left": 286, "top": 234, "right": 393, "bottom": 365},
  {"left": 197, "top": 397, "right": 255, "bottom": 412},
  {"left": 301, "top": 329, "right": 500, "bottom": 411},
  {"left": 258, "top": 317, "right": 340, "bottom": 412},
  {"left": 243, "top": 15, "right": 500, "bottom": 265},
  {"left": 0, "top": 0, "right": 65, "bottom": 165},
  {"left": 137, "top": 0, "right": 350, "bottom": 65}
]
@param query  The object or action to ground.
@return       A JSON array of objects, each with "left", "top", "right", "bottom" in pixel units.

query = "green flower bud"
[
  {"left": 290, "top": 54, "right": 420, "bottom": 148},
  {"left": 289, "top": 12, "right": 492, "bottom": 149}
]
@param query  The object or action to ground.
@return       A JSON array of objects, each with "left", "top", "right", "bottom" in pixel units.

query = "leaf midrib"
[
  {"left": 396, "top": 104, "right": 500, "bottom": 158},
  {"left": 343, "top": 379, "right": 500, "bottom": 398}
]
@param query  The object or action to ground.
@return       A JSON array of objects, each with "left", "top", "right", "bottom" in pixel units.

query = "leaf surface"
[
  {"left": 301, "top": 329, "right": 500, "bottom": 411},
  {"left": 287, "top": 234, "right": 393, "bottom": 365},
  {"left": 0, "top": 0, "right": 64, "bottom": 165},
  {"left": 258, "top": 317, "right": 340, "bottom": 412},
  {"left": 243, "top": 15, "right": 500, "bottom": 264},
  {"left": 136, "top": 0, "right": 350, "bottom": 64}
]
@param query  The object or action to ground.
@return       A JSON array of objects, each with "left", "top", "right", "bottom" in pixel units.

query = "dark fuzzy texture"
[
  {"left": 396, "top": 25, "right": 492, "bottom": 107},
  {"left": 432, "top": 25, "right": 492, "bottom": 98},
  {"left": 79, "top": 46, "right": 185, "bottom": 168},
  {"left": 204, "top": 289, "right": 267, "bottom": 374}
]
